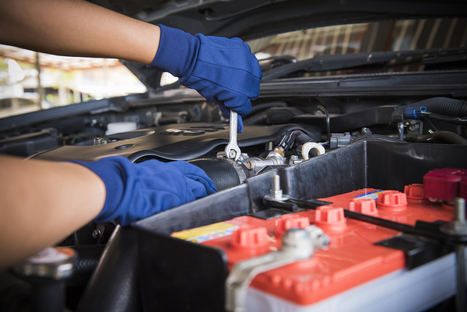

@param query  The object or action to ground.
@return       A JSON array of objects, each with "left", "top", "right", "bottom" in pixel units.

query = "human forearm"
[
  {"left": 0, "top": 156, "right": 105, "bottom": 269},
  {"left": 0, "top": 0, "right": 160, "bottom": 65}
]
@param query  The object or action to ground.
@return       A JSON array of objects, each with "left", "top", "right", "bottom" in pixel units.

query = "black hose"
[
  {"left": 76, "top": 227, "right": 142, "bottom": 312},
  {"left": 426, "top": 113, "right": 467, "bottom": 124},
  {"left": 432, "top": 131, "right": 467, "bottom": 145},
  {"left": 243, "top": 111, "right": 268, "bottom": 125},
  {"left": 67, "top": 245, "right": 105, "bottom": 287},
  {"left": 396, "top": 97, "right": 467, "bottom": 117},
  {"left": 188, "top": 158, "right": 250, "bottom": 191},
  {"left": 294, "top": 130, "right": 314, "bottom": 144},
  {"left": 246, "top": 101, "right": 288, "bottom": 116},
  {"left": 317, "top": 105, "right": 330, "bottom": 143}
]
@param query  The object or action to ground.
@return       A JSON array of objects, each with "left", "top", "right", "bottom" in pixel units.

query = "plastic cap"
[
  {"left": 349, "top": 198, "right": 378, "bottom": 215},
  {"left": 424, "top": 168, "right": 467, "bottom": 201},
  {"left": 276, "top": 217, "right": 310, "bottom": 236},
  {"left": 314, "top": 206, "right": 347, "bottom": 231},
  {"left": 376, "top": 191, "right": 407, "bottom": 211},
  {"left": 231, "top": 226, "right": 268, "bottom": 251},
  {"left": 404, "top": 184, "right": 427, "bottom": 203}
]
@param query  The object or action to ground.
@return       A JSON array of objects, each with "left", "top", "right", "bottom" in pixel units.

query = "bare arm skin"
[
  {"left": 0, "top": 0, "right": 161, "bottom": 65},
  {"left": 0, "top": 156, "right": 106, "bottom": 269},
  {"left": 0, "top": 0, "right": 161, "bottom": 269}
]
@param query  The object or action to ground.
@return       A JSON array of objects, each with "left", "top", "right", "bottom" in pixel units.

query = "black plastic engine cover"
[{"left": 30, "top": 123, "right": 320, "bottom": 162}]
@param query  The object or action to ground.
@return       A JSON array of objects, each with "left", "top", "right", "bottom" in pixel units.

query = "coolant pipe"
[
  {"left": 432, "top": 131, "right": 467, "bottom": 145},
  {"left": 395, "top": 97, "right": 467, "bottom": 118}
]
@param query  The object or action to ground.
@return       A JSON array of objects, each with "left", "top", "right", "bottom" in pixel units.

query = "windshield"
[{"left": 248, "top": 18, "right": 467, "bottom": 76}]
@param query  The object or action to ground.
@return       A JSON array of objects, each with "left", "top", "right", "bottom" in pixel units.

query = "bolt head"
[{"left": 92, "top": 229, "right": 102, "bottom": 239}]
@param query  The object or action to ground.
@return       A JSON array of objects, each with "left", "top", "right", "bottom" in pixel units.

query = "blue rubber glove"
[
  {"left": 70, "top": 156, "right": 217, "bottom": 226},
  {"left": 149, "top": 24, "right": 262, "bottom": 133}
]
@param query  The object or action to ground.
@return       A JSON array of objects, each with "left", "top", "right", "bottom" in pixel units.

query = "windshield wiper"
[{"left": 261, "top": 46, "right": 467, "bottom": 82}]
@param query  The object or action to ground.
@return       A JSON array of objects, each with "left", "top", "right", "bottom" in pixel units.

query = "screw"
[
  {"left": 361, "top": 127, "right": 371, "bottom": 134},
  {"left": 273, "top": 175, "right": 280, "bottom": 192},
  {"left": 92, "top": 229, "right": 102, "bottom": 239},
  {"left": 408, "top": 124, "right": 420, "bottom": 131},
  {"left": 398, "top": 122, "right": 404, "bottom": 140}
]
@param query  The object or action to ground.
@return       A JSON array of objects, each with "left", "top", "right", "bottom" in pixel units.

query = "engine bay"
[{"left": 1, "top": 88, "right": 467, "bottom": 312}]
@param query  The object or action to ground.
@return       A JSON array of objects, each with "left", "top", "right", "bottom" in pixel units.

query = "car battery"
[
  {"left": 135, "top": 142, "right": 467, "bottom": 312},
  {"left": 170, "top": 187, "right": 461, "bottom": 312}
]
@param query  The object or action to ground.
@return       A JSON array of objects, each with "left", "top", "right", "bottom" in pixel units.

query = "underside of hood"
[
  {"left": 89, "top": 0, "right": 466, "bottom": 39},
  {"left": 88, "top": 0, "right": 467, "bottom": 91}
]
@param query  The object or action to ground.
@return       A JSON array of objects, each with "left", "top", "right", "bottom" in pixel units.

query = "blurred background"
[{"left": 0, "top": 44, "right": 147, "bottom": 118}]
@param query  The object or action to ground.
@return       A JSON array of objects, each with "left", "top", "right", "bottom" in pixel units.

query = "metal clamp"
[{"left": 225, "top": 226, "right": 330, "bottom": 312}]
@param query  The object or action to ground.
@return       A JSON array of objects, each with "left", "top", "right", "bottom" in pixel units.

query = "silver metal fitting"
[
  {"left": 225, "top": 226, "right": 330, "bottom": 312},
  {"left": 263, "top": 174, "right": 289, "bottom": 202},
  {"left": 13, "top": 247, "right": 76, "bottom": 280},
  {"left": 441, "top": 198, "right": 467, "bottom": 236}
]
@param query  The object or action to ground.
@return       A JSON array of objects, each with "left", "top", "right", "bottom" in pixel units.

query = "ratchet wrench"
[{"left": 224, "top": 110, "right": 241, "bottom": 160}]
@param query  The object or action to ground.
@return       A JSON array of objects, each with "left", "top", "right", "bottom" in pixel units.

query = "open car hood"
[{"left": 88, "top": 0, "right": 467, "bottom": 92}]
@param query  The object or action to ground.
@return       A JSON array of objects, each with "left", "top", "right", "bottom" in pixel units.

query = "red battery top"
[{"left": 172, "top": 187, "right": 454, "bottom": 306}]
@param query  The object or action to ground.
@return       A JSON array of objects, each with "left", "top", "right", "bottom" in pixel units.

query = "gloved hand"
[
  {"left": 149, "top": 24, "right": 262, "bottom": 133},
  {"left": 69, "top": 156, "right": 217, "bottom": 226}
]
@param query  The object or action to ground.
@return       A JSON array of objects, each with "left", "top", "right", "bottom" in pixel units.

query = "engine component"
[
  {"left": 431, "top": 130, "right": 467, "bottom": 145},
  {"left": 31, "top": 123, "right": 321, "bottom": 162},
  {"left": 106, "top": 122, "right": 137, "bottom": 135},
  {"left": 67, "top": 245, "right": 105, "bottom": 287},
  {"left": 0, "top": 128, "right": 58, "bottom": 157},
  {"left": 440, "top": 198, "right": 467, "bottom": 312},
  {"left": 134, "top": 142, "right": 467, "bottom": 312},
  {"left": 263, "top": 174, "right": 289, "bottom": 202},
  {"left": 393, "top": 97, "right": 467, "bottom": 120},
  {"left": 244, "top": 152, "right": 285, "bottom": 173},
  {"left": 225, "top": 226, "right": 329, "bottom": 312},
  {"left": 189, "top": 158, "right": 250, "bottom": 191},
  {"left": 329, "top": 132, "right": 352, "bottom": 149},
  {"left": 13, "top": 247, "right": 76, "bottom": 312},
  {"left": 424, "top": 168, "right": 467, "bottom": 201},
  {"left": 301, "top": 142, "right": 325, "bottom": 160},
  {"left": 166, "top": 186, "right": 460, "bottom": 312}
]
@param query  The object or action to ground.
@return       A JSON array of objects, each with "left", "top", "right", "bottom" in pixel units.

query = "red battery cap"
[
  {"left": 376, "top": 191, "right": 407, "bottom": 211},
  {"left": 404, "top": 184, "right": 427, "bottom": 204},
  {"left": 314, "top": 206, "right": 347, "bottom": 231},
  {"left": 276, "top": 216, "right": 310, "bottom": 236},
  {"left": 349, "top": 198, "right": 378, "bottom": 216},
  {"left": 230, "top": 226, "right": 269, "bottom": 252},
  {"left": 424, "top": 168, "right": 467, "bottom": 201}
]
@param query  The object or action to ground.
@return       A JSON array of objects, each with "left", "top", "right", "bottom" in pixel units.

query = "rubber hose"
[
  {"left": 243, "top": 111, "right": 268, "bottom": 125},
  {"left": 188, "top": 158, "right": 249, "bottom": 191},
  {"left": 246, "top": 101, "right": 288, "bottom": 116},
  {"left": 67, "top": 245, "right": 105, "bottom": 287},
  {"left": 432, "top": 131, "right": 467, "bottom": 145},
  {"left": 76, "top": 227, "right": 142, "bottom": 312},
  {"left": 396, "top": 97, "right": 467, "bottom": 117},
  {"left": 294, "top": 131, "right": 313, "bottom": 144}
]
